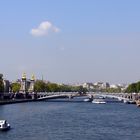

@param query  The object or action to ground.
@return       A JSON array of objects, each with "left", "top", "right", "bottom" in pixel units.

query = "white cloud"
[{"left": 30, "top": 21, "right": 60, "bottom": 37}]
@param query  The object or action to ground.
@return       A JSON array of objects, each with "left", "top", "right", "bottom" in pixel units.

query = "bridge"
[
  {"left": 0, "top": 92, "right": 139, "bottom": 105},
  {"left": 86, "top": 92, "right": 139, "bottom": 103},
  {"left": 34, "top": 92, "right": 81, "bottom": 101},
  {"left": 34, "top": 92, "right": 139, "bottom": 103},
  {"left": 0, "top": 92, "right": 83, "bottom": 105}
]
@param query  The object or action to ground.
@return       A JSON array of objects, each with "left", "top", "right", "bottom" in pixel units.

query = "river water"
[{"left": 0, "top": 97, "right": 140, "bottom": 140}]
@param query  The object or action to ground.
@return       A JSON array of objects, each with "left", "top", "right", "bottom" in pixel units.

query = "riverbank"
[
  {"left": 0, "top": 99, "right": 36, "bottom": 105},
  {"left": 0, "top": 94, "right": 70, "bottom": 105}
]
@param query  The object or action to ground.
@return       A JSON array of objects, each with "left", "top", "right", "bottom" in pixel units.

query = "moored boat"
[
  {"left": 128, "top": 100, "right": 136, "bottom": 104},
  {"left": 84, "top": 98, "right": 92, "bottom": 102},
  {"left": 123, "top": 99, "right": 136, "bottom": 104},
  {"left": 118, "top": 97, "right": 123, "bottom": 102},
  {"left": 123, "top": 99, "right": 129, "bottom": 104},
  {"left": 0, "top": 120, "right": 10, "bottom": 131},
  {"left": 92, "top": 99, "right": 106, "bottom": 104}
]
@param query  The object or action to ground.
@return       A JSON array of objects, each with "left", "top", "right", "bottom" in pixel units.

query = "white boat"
[
  {"left": 84, "top": 98, "right": 92, "bottom": 102},
  {"left": 123, "top": 99, "right": 129, "bottom": 104},
  {"left": 0, "top": 120, "right": 10, "bottom": 131},
  {"left": 92, "top": 99, "right": 106, "bottom": 104},
  {"left": 123, "top": 99, "right": 136, "bottom": 104},
  {"left": 128, "top": 100, "right": 136, "bottom": 104},
  {"left": 118, "top": 97, "right": 123, "bottom": 102}
]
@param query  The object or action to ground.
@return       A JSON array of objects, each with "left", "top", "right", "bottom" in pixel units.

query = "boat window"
[{"left": 0, "top": 125, "right": 1, "bottom": 127}]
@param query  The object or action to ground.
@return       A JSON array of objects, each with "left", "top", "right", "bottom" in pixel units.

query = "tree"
[
  {"left": 58, "top": 84, "right": 71, "bottom": 92},
  {"left": 11, "top": 83, "right": 21, "bottom": 93},
  {"left": 106, "top": 87, "right": 121, "bottom": 93},
  {"left": 126, "top": 83, "right": 137, "bottom": 93},
  {"left": 0, "top": 75, "right": 4, "bottom": 93},
  {"left": 77, "top": 86, "right": 87, "bottom": 94},
  {"left": 136, "top": 81, "right": 140, "bottom": 93},
  {"left": 47, "top": 83, "right": 60, "bottom": 92},
  {"left": 34, "top": 81, "right": 88, "bottom": 93},
  {"left": 34, "top": 80, "right": 46, "bottom": 92},
  {"left": 0, "top": 81, "right": 4, "bottom": 93}
]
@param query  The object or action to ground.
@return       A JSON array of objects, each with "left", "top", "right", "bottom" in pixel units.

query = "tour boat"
[
  {"left": 92, "top": 99, "right": 106, "bottom": 104},
  {"left": 0, "top": 120, "right": 10, "bottom": 131},
  {"left": 123, "top": 99, "right": 135, "bottom": 104},
  {"left": 128, "top": 100, "right": 136, "bottom": 104}
]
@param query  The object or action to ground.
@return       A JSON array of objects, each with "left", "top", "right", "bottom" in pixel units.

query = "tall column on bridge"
[
  {"left": 29, "top": 74, "right": 35, "bottom": 93},
  {"left": 20, "top": 73, "right": 27, "bottom": 93}
]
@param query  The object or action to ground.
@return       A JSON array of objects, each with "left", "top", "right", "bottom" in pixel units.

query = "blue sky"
[{"left": 0, "top": 0, "right": 140, "bottom": 84}]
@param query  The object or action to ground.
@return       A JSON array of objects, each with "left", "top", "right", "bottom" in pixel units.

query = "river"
[{"left": 0, "top": 97, "right": 140, "bottom": 140}]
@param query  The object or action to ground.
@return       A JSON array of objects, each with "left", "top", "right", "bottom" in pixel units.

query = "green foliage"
[
  {"left": 34, "top": 80, "right": 46, "bottom": 92},
  {"left": 106, "top": 87, "right": 121, "bottom": 93},
  {"left": 58, "top": 84, "right": 71, "bottom": 92},
  {"left": 11, "top": 83, "right": 21, "bottom": 93},
  {"left": 34, "top": 80, "right": 87, "bottom": 93},
  {"left": 0, "top": 75, "right": 4, "bottom": 92},
  {"left": 136, "top": 82, "right": 140, "bottom": 93},
  {"left": 46, "top": 83, "right": 60, "bottom": 92},
  {"left": 125, "top": 81, "right": 140, "bottom": 93},
  {"left": 0, "top": 80, "right": 4, "bottom": 92},
  {"left": 77, "top": 86, "right": 87, "bottom": 94}
]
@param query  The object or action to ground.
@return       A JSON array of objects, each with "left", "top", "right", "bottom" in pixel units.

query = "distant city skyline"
[{"left": 0, "top": 0, "right": 140, "bottom": 84}]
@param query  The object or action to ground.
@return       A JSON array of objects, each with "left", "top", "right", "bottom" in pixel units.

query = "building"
[
  {"left": 102, "top": 82, "right": 110, "bottom": 89},
  {"left": 82, "top": 83, "right": 94, "bottom": 90},
  {"left": 20, "top": 73, "right": 35, "bottom": 93},
  {"left": 0, "top": 74, "right": 3, "bottom": 99},
  {"left": 3, "top": 79, "right": 10, "bottom": 93},
  {"left": 94, "top": 82, "right": 110, "bottom": 90},
  {"left": 110, "top": 84, "right": 118, "bottom": 89}
]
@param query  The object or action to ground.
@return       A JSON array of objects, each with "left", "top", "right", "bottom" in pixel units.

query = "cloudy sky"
[{"left": 0, "top": 0, "right": 140, "bottom": 84}]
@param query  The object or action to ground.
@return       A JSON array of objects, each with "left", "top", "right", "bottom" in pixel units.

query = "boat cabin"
[{"left": 0, "top": 120, "right": 10, "bottom": 131}]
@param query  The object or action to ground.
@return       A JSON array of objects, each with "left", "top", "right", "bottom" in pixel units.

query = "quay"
[{"left": 0, "top": 99, "right": 35, "bottom": 105}]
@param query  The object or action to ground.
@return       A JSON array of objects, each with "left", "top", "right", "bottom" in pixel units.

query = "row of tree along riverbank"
[
  {"left": 1, "top": 75, "right": 140, "bottom": 94},
  {"left": 32, "top": 80, "right": 140, "bottom": 93},
  {"left": 11, "top": 80, "right": 87, "bottom": 93},
  {"left": 125, "top": 81, "right": 140, "bottom": 93}
]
